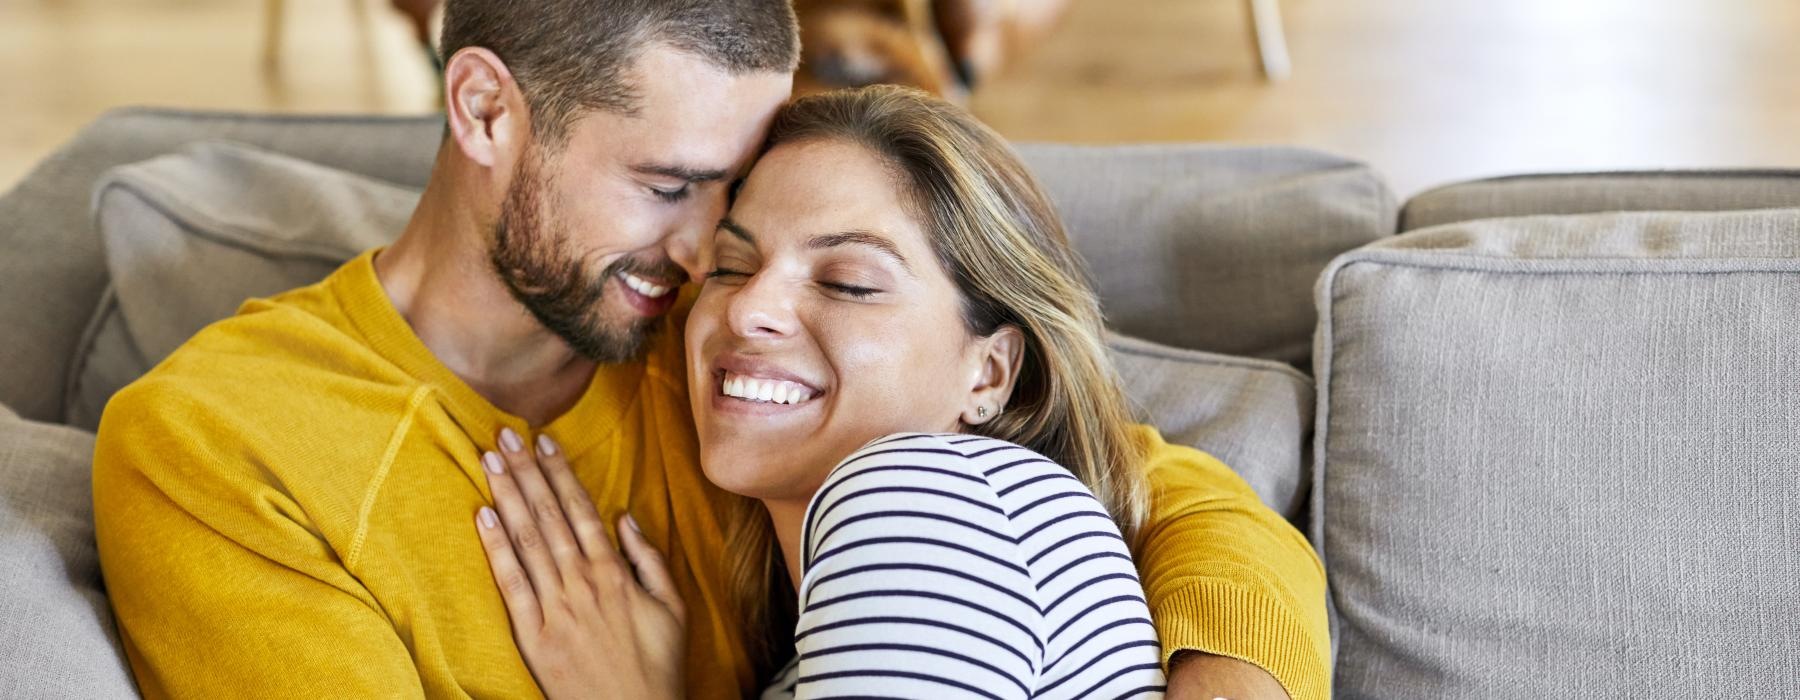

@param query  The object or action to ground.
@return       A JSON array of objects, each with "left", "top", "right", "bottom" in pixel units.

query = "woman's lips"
[
  {"left": 707, "top": 354, "right": 825, "bottom": 416},
  {"left": 720, "top": 371, "right": 816, "bottom": 405}
]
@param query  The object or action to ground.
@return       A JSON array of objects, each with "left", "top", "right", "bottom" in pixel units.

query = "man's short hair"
[{"left": 441, "top": 0, "right": 800, "bottom": 144}]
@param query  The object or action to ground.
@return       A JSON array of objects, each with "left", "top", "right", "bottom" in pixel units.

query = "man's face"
[{"left": 490, "top": 44, "right": 792, "bottom": 363}]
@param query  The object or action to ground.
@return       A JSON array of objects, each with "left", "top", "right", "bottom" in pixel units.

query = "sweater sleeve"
[
  {"left": 1130, "top": 424, "right": 1331, "bottom": 700},
  {"left": 91, "top": 381, "right": 429, "bottom": 699}
]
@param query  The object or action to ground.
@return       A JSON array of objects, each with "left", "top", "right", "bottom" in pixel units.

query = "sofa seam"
[{"left": 61, "top": 282, "right": 118, "bottom": 424}]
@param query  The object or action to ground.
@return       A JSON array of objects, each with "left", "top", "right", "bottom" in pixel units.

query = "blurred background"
[{"left": 3, "top": 0, "right": 1798, "bottom": 198}]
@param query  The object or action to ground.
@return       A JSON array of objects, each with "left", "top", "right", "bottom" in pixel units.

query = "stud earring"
[{"left": 977, "top": 406, "right": 989, "bottom": 418}]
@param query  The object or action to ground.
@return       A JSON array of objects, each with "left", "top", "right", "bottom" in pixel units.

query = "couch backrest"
[{"left": 0, "top": 109, "right": 1397, "bottom": 423}]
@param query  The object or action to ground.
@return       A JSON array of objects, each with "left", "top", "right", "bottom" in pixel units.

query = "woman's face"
[{"left": 685, "top": 138, "right": 1014, "bottom": 503}]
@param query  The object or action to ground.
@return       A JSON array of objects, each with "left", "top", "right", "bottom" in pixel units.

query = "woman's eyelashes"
[
  {"left": 650, "top": 184, "right": 691, "bottom": 203},
  {"left": 821, "top": 281, "right": 880, "bottom": 299},
  {"left": 702, "top": 267, "right": 883, "bottom": 299}
]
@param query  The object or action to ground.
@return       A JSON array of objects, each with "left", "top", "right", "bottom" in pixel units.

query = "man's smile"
[{"left": 614, "top": 270, "right": 681, "bottom": 317}]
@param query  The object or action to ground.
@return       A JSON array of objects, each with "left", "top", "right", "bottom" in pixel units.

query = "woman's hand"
[{"left": 474, "top": 428, "right": 686, "bottom": 700}]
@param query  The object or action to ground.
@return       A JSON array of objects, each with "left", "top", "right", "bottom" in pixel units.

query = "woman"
[{"left": 472, "top": 85, "right": 1165, "bottom": 698}]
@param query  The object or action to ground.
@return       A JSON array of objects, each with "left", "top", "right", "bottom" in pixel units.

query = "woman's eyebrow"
[
  {"left": 808, "top": 231, "right": 914, "bottom": 276},
  {"left": 719, "top": 218, "right": 914, "bottom": 276}
]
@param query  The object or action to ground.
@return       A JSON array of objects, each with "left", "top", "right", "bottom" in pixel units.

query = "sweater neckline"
[{"left": 330, "top": 247, "right": 646, "bottom": 459}]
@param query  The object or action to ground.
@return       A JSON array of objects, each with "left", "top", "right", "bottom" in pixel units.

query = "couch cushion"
[
  {"left": 1109, "top": 333, "right": 1312, "bottom": 519},
  {"left": 76, "top": 141, "right": 1317, "bottom": 517},
  {"left": 1019, "top": 144, "right": 1395, "bottom": 367},
  {"left": 0, "top": 403, "right": 138, "bottom": 698},
  {"left": 0, "top": 108, "right": 441, "bottom": 423},
  {"left": 1399, "top": 170, "right": 1800, "bottom": 231},
  {"left": 66, "top": 142, "right": 418, "bottom": 430},
  {"left": 1313, "top": 209, "right": 1800, "bottom": 697}
]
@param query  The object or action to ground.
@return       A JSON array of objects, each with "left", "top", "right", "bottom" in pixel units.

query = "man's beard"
[{"left": 488, "top": 150, "right": 682, "bottom": 363}]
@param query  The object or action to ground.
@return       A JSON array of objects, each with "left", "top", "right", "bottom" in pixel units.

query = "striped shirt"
[{"left": 761, "top": 433, "right": 1165, "bottom": 700}]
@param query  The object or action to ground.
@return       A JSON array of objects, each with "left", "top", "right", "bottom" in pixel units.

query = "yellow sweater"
[{"left": 94, "top": 249, "right": 1328, "bottom": 699}]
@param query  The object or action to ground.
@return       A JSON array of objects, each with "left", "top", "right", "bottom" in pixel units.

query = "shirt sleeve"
[
  {"left": 1130, "top": 424, "right": 1332, "bottom": 700},
  {"left": 91, "top": 382, "right": 429, "bottom": 699},
  {"left": 789, "top": 434, "right": 1036, "bottom": 700}
]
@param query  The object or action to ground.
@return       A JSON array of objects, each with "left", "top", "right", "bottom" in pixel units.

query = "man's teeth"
[
  {"left": 620, "top": 272, "right": 673, "bottom": 299},
  {"left": 722, "top": 373, "right": 815, "bottom": 405}
]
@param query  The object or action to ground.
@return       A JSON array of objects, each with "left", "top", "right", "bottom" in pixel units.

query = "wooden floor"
[{"left": 5, "top": 0, "right": 1800, "bottom": 198}]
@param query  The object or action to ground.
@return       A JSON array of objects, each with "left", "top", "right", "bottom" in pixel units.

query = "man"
[{"left": 92, "top": 1, "right": 1327, "bottom": 697}]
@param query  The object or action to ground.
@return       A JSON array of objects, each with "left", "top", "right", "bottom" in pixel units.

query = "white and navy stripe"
[{"left": 761, "top": 432, "right": 1165, "bottom": 700}]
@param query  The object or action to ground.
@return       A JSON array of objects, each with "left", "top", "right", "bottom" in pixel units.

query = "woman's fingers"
[
  {"left": 475, "top": 505, "right": 544, "bottom": 629},
  {"left": 531, "top": 434, "right": 611, "bottom": 560},
  {"left": 493, "top": 428, "right": 587, "bottom": 575},
  {"left": 618, "top": 514, "right": 686, "bottom": 626},
  {"left": 482, "top": 448, "right": 565, "bottom": 601}
]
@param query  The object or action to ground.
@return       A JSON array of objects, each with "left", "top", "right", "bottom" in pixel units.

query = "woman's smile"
[{"left": 708, "top": 351, "right": 827, "bottom": 418}]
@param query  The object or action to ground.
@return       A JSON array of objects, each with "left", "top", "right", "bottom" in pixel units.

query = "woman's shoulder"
[
  {"left": 822, "top": 432, "right": 1055, "bottom": 486},
  {"left": 808, "top": 433, "right": 1015, "bottom": 520},
  {"left": 813, "top": 432, "right": 1105, "bottom": 528},
  {"left": 798, "top": 433, "right": 1043, "bottom": 600}
]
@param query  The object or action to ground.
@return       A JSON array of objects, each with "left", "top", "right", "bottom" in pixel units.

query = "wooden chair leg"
[
  {"left": 1247, "top": 0, "right": 1291, "bottom": 81},
  {"left": 262, "top": 0, "right": 286, "bottom": 69}
]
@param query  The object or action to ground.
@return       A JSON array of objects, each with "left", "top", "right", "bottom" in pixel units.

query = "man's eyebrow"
[
  {"left": 808, "top": 230, "right": 914, "bottom": 275},
  {"left": 632, "top": 163, "right": 730, "bottom": 183}
]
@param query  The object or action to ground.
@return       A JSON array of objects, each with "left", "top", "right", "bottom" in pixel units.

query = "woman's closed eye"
[
  {"left": 820, "top": 281, "right": 880, "bottom": 299},
  {"left": 704, "top": 268, "right": 882, "bottom": 299}
]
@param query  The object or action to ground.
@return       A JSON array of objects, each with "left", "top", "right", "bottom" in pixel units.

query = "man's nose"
[
  {"left": 666, "top": 225, "right": 705, "bottom": 283},
  {"left": 665, "top": 193, "right": 727, "bottom": 284}
]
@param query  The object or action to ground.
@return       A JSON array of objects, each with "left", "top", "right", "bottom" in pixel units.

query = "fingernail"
[
  {"left": 625, "top": 514, "right": 642, "bottom": 534},
  {"left": 499, "top": 427, "right": 524, "bottom": 452},
  {"left": 537, "top": 433, "right": 558, "bottom": 456},
  {"left": 482, "top": 451, "right": 504, "bottom": 475},
  {"left": 479, "top": 506, "right": 498, "bottom": 529}
]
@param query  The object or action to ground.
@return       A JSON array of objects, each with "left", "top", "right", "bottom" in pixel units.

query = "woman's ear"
[
  {"left": 961, "top": 325, "right": 1026, "bottom": 427},
  {"left": 443, "top": 47, "right": 526, "bottom": 170}
]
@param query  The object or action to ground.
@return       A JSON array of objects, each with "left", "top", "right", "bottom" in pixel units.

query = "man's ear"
[
  {"left": 961, "top": 325, "right": 1026, "bottom": 427},
  {"left": 443, "top": 47, "right": 527, "bottom": 170}
]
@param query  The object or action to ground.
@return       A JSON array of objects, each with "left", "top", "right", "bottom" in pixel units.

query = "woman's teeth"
[
  {"left": 620, "top": 272, "right": 673, "bottom": 299},
  {"left": 722, "top": 373, "right": 815, "bottom": 405}
]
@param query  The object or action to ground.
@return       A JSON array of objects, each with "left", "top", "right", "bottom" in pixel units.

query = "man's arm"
[
  {"left": 1167, "top": 651, "right": 1297, "bottom": 699},
  {"left": 92, "top": 383, "right": 427, "bottom": 698},
  {"left": 1130, "top": 425, "right": 1331, "bottom": 700}
]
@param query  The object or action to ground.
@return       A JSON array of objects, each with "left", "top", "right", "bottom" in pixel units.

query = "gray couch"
[{"left": 1, "top": 108, "right": 1796, "bottom": 698}]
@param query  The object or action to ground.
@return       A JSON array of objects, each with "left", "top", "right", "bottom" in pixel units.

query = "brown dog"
[{"left": 795, "top": 0, "right": 1069, "bottom": 102}]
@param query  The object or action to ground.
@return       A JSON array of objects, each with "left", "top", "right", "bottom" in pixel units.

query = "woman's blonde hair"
[{"left": 721, "top": 84, "right": 1151, "bottom": 680}]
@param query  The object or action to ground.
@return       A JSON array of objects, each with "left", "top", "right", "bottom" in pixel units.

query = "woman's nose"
[{"left": 726, "top": 273, "right": 799, "bottom": 339}]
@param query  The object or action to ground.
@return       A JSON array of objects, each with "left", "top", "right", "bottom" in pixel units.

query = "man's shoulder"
[
  {"left": 95, "top": 291, "right": 424, "bottom": 504},
  {"left": 123, "top": 272, "right": 403, "bottom": 407}
]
